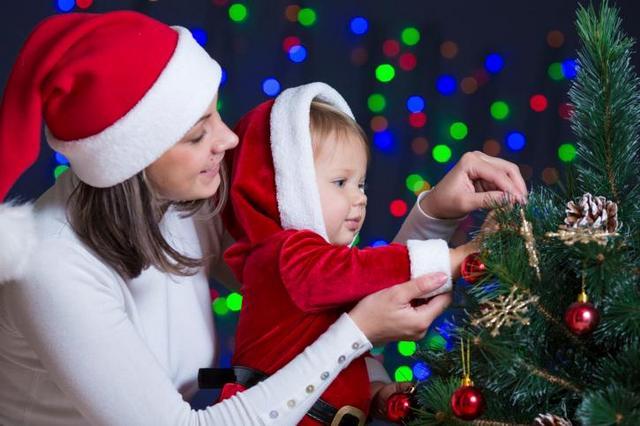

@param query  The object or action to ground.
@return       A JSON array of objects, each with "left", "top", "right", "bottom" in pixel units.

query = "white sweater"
[{"left": 0, "top": 172, "right": 461, "bottom": 425}]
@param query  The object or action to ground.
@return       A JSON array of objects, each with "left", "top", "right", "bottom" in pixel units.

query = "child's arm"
[{"left": 276, "top": 229, "right": 451, "bottom": 313}]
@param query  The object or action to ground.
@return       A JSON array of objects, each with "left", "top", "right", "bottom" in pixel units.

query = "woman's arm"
[{"left": 5, "top": 240, "right": 370, "bottom": 425}]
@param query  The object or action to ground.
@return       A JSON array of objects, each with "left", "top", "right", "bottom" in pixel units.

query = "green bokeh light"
[
  {"left": 226, "top": 292, "right": 243, "bottom": 311},
  {"left": 394, "top": 365, "right": 414, "bottom": 382},
  {"left": 449, "top": 122, "right": 468, "bottom": 140},
  {"left": 375, "top": 64, "right": 396, "bottom": 83},
  {"left": 228, "top": 3, "right": 248, "bottom": 22},
  {"left": 54, "top": 165, "right": 69, "bottom": 179},
  {"left": 490, "top": 101, "right": 510, "bottom": 120},
  {"left": 401, "top": 27, "right": 420, "bottom": 46},
  {"left": 432, "top": 145, "right": 452, "bottom": 163},
  {"left": 212, "top": 297, "right": 229, "bottom": 315},
  {"left": 548, "top": 62, "right": 564, "bottom": 81},
  {"left": 405, "top": 174, "right": 424, "bottom": 192},
  {"left": 425, "top": 332, "right": 446, "bottom": 351},
  {"left": 558, "top": 143, "right": 577, "bottom": 162},
  {"left": 398, "top": 341, "right": 417, "bottom": 356},
  {"left": 367, "top": 93, "right": 386, "bottom": 113},
  {"left": 298, "top": 8, "right": 317, "bottom": 26}
]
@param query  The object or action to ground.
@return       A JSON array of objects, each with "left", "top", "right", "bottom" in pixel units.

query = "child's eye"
[
  {"left": 359, "top": 182, "right": 367, "bottom": 192},
  {"left": 333, "top": 179, "right": 346, "bottom": 188}
]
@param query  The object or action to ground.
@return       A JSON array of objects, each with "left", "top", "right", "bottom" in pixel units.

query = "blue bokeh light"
[
  {"left": 506, "top": 131, "right": 526, "bottom": 151},
  {"left": 406, "top": 95, "right": 425, "bottom": 113},
  {"left": 288, "top": 45, "right": 307, "bottom": 63},
  {"left": 373, "top": 130, "right": 394, "bottom": 152},
  {"left": 485, "top": 53, "right": 504, "bottom": 74},
  {"left": 371, "top": 239, "right": 388, "bottom": 247},
  {"left": 262, "top": 78, "right": 281, "bottom": 96},
  {"left": 56, "top": 0, "right": 75, "bottom": 12},
  {"left": 436, "top": 75, "right": 456, "bottom": 96},
  {"left": 413, "top": 362, "right": 432, "bottom": 381},
  {"left": 562, "top": 59, "right": 578, "bottom": 79},
  {"left": 54, "top": 152, "right": 69, "bottom": 165},
  {"left": 190, "top": 28, "right": 208, "bottom": 47},
  {"left": 349, "top": 16, "right": 369, "bottom": 35}
]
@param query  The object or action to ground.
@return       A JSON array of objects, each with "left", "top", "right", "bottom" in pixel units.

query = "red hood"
[{"left": 223, "top": 100, "right": 282, "bottom": 246}]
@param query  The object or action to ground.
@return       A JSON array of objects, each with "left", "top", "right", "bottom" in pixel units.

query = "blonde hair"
[{"left": 309, "top": 100, "right": 370, "bottom": 160}]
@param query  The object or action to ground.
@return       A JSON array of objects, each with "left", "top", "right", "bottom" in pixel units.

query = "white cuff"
[{"left": 406, "top": 239, "right": 452, "bottom": 297}]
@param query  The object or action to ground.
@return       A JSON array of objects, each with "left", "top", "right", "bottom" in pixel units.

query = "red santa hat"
[
  {"left": 0, "top": 11, "right": 222, "bottom": 282},
  {"left": 0, "top": 11, "right": 221, "bottom": 198}
]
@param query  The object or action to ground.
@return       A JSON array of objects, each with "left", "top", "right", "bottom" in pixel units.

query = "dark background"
[{"left": 2, "top": 0, "right": 639, "bottom": 416}]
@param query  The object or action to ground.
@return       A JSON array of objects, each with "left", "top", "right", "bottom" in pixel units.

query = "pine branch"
[
  {"left": 569, "top": 1, "right": 640, "bottom": 214},
  {"left": 522, "top": 362, "right": 583, "bottom": 394}
]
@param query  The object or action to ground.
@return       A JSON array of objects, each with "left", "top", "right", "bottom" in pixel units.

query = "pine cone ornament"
[
  {"left": 564, "top": 193, "right": 618, "bottom": 232},
  {"left": 531, "top": 413, "right": 573, "bottom": 426}
]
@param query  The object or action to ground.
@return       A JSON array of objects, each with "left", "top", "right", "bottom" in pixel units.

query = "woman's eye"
[{"left": 189, "top": 132, "right": 206, "bottom": 144}]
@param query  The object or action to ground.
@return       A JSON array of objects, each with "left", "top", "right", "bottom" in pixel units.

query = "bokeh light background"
[{"left": 3, "top": 0, "right": 640, "bottom": 413}]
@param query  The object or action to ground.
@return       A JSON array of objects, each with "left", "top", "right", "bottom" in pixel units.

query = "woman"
[{"left": 0, "top": 11, "right": 527, "bottom": 426}]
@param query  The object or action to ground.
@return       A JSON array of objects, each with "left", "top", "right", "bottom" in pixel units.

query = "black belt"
[{"left": 198, "top": 367, "right": 366, "bottom": 425}]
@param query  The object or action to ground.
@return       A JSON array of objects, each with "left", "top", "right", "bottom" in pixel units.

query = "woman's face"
[{"left": 145, "top": 97, "right": 238, "bottom": 201}]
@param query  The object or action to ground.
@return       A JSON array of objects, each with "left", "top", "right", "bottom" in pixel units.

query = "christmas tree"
[{"left": 406, "top": 2, "right": 640, "bottom": 424}]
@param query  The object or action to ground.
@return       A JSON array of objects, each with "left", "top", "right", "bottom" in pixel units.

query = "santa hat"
[
  {"left": 224, "top": 82, "right": 452, "bottom": 291},
  {"left": 0, "top": 11, "right": 222, "bottom": 282}
]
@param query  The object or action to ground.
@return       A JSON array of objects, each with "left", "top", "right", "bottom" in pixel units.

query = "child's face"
[{"left": 314, "top": 132, "right": 368, "bottom": 245}]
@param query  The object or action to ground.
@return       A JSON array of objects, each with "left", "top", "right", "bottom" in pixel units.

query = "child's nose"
[{"left": 352, "top": 190, "right": 367, "bottom": 207}]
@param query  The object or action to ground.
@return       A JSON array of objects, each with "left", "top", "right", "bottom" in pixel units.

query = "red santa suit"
[{"left": 222, "top": 83, "right": 453, "bottom": 424}]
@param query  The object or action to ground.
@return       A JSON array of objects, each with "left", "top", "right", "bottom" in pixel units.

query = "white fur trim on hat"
[
  {"left": 0, "top": 203, "right": 36, "bottom": 283},
  {"left": 270, "top": 82, "right": 354, "bottom": 241},
  {"left": 407, "top": 239, "right": 453, "bottom": 297},
  {"left": 46, "top": 26, "right": 221, "bottom": 188}
]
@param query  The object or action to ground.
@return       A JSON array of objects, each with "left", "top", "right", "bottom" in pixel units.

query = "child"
[{"left": 221, "top": 82, "right": 477, "bottom": 424}]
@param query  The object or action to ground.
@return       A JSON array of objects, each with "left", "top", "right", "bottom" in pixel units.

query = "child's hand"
[
  {"left": 369, "top": 381, "right": 414, "bottom": 422},
  {"left": 450, "top": 240, "right": 479, "bottom": 280}
]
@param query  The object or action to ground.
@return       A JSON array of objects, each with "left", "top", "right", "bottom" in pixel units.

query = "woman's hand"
[
  {"left": 348, "top": 273, "right": 452, "bottom": 345},
  {"left": 420, "top": 151, "right": 528, "bottom": 219},
  {"left": 369, "top": 381, "right": 414, "bottom": 421}
]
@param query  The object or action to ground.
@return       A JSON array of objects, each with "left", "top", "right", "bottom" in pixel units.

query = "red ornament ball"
[
  {"left": 450, "top": 385, "right": 486, "bottom": 420},
  {"left": 564, "top": 301, "right": 600, "bottom": 335},
  {"left": 386, "top": 392, "right": 413, "bottom": 422},
  {"left": 460, "top": 253, "right": 486, "bottom": 284}
]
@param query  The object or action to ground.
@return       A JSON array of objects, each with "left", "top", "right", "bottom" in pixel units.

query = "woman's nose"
[{"left": 212, "top": 122, "right": 239, "bottom": 153}]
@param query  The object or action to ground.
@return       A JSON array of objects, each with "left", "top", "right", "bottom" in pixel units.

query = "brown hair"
[
  {"left": 309, "top": 100, "right": 370, "bottom": 160},
  {"left": 67, "top": 164, "right": 228, "bottom": 280}
]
